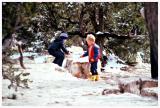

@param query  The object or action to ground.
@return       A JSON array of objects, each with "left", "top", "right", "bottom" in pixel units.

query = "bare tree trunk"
[
  {"left": 17, "top": 44, "right": 26, "bottom": 69},
  {"left": 88, "top": 4, "right": 105, "bottom": 51},
  {"left": 79, "top": 5, "right": 86, "bottom": 37},
  {"left": 144, "top": 2, "right": 158, "bottom": 79},
  {"left": 96, "top": 5, "right": 105, "bottom": 51}
]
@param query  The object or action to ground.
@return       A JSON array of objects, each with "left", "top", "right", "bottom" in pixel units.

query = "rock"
[
  {"left": 64, "top": 46, "right": 102, "bottom": 79},
  {"left": 120, "top": 66, "right": 129, "bottom": 71},
  {"left": 103, "top": 77, "right": 158, "bottom": 99},
  {"left": 141, "top": 79, "right": 158, "bottom": 88},
  {"left": 7, "top": 94, "right": 17, "bottom": 100},
  {"left": 141, "top": 87, "right": 158, "bottom": 99},
  {"left": 118, "top": 77, "right": 141, "bottom": 95},
  {"left": 118, "top": 77, "right": 158, "bottom": 98},
  {"left": 102, "top": 88, "right": 120, "bottom": 95},
  {"left": 46, "top": 55, "right": 54, "bottom": 63},
  {"left": 55, "top": 66, "right": 67, "bottom": 73},
  {"left": 65, "top": 58, "right": 91, "bottom": 79},
  {"left": 126, "top": 62, "right": 138, "bottom": 66}
]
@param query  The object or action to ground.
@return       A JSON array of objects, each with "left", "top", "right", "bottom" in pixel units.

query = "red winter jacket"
[{"left": 82, "top": 43, "right": 101, "bottom": 62}]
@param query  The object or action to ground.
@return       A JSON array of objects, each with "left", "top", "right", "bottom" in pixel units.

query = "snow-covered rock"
[
  {"left": 64, "top": 46, "right": 101, "bottom": 79},
  {"left": 141, "top": 87, "right": 158, "bottom": 99},
  {"left": 103, "top": 53, "right": 127, "bottom": 72}
]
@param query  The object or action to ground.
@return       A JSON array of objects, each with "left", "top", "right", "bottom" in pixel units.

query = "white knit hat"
[{"left": 60, "top": 33, "right": 68, "bottom": 38}]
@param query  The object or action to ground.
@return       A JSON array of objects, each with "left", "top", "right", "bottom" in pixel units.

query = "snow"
[
  {"left": 2, "top": 62, "right": 158, "bottom": 106},
  {"left": 34, "top": 55, "right": 48, "bottom": 63},
  {"left": 3, "top": 48, "right": 158, "bottom": 106},
  {"left": 96, "top": 31, "right": 104, "bottom": 35},
  {"left": 10, "top": 52, "right": 50, "bottom": 64},
  {"left": 142, "top": 87, "right": 158, "bottom": 94},
  {"left": 73, "top": 56, "right": 89, "bottom": 63},
  {"left": 103, "top": 53, "right": 127, "bottom": 72},
  {"left": 140, "top": 7, "right": 145, "bottom": 18},
  {"left": 66, "top": 46, "right": 88, "bottom": 63},
  {"left": 10, "top": 52, "right": 38, "bottom": 59}
]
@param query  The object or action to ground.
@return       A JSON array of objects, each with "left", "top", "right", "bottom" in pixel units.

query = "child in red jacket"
[{"left": 80, "top": 34, "right": 101, "bottom": 81}]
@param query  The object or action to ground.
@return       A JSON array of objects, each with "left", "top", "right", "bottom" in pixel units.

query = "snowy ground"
[{"left": 2, "top": 61, "right": 158, "bottom": 106}]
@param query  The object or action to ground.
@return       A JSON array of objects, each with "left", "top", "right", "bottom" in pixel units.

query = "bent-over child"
[{"left": 48, "top": 32, "right": 69, "bottom": 66}]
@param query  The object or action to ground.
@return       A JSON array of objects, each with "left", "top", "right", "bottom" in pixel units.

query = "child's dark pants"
[
  {"left": 48, "top": 49, "right": 64, "bottom": 66},
  {"left": 90, "top": 61, "right": 98, "bottom": 75}
]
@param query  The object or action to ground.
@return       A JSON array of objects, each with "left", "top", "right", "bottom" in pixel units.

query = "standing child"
[
  {"left": 48, "top": 32, "right": 69, "bottom": 66},
  {"left": 80, "top": 34, "right": 101, "bottom": 81}
]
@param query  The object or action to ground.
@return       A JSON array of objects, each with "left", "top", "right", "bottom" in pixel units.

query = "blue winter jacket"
[
  {"left": 82, "top": 43, "right": 100, "bottom": 62},
  {"left": 48, "top": 37, "right": 69, "bottom": 54}
]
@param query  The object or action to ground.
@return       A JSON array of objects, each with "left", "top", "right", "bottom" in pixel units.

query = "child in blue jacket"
[
  {"left": 80, "top": 34, "right": 101, "bottom": 81},
  {"left": 48, "top": 32, "right": 69, "bottom": 66}
]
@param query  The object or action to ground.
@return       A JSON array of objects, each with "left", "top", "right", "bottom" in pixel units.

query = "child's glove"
[
  {"left": 68, "top": 52, "right": 71, "bottom": 55},
  {"left": 80, "top": 55, "right": 83, "bottom": 58},
  {"left": 90, "top": 58, "right": 94, "bottom": 62},
  {"left": 66, "top": 52, "right": 69, "bottom": 55},
  {"left": 66, "top": 51, "right": 72, "bottom": 55}
]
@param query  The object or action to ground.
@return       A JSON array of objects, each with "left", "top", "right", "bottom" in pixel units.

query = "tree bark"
[
  {"left": 96, "top": 5, "right": 105, "bottom": 51},
  {"left": 79, "top": 5, "right": 86, "bottom": 37},
  {"left": 144, "top": 2, "right": 158, "bottom": 79}
]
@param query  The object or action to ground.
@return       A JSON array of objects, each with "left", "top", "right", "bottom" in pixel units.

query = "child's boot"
[
  {"left": 95, "top": 75, "right": 99, "bottom": 81},
  {"left": 89, "top": 75, "right": 96, "bottom": 81}
]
